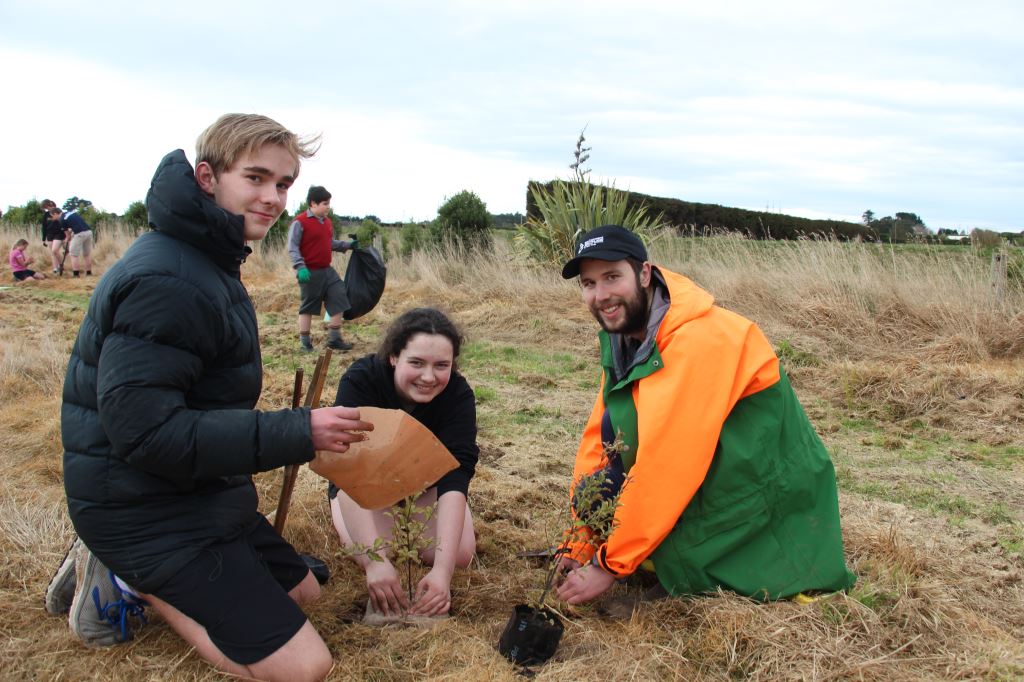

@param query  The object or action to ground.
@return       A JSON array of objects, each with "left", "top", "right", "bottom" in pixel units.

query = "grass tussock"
[{"left": 1, "top": 222, "right": 1022, "bottom": 680}]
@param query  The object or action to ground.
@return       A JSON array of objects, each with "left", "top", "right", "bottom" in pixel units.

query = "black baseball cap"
[{"left": 561, "top": 224, "right": 648, "bottom": 279}]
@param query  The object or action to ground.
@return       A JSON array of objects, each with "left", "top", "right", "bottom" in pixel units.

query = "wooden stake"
[{"left": 274, "top": 350, "right": 332, "bottom": 535}]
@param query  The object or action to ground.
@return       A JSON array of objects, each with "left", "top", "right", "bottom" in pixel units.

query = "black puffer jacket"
[{"left": 62, "top": 149, "right": 315, "bottom": 592}]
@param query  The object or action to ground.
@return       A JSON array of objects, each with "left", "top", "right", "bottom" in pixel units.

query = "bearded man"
[{"left": 555, "top": 225, "right": 855, "bottom": 609}]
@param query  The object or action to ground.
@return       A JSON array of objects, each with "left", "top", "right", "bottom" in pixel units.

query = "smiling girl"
[{"left": 329, "top": 307, "right": 478, "bottom": 619}]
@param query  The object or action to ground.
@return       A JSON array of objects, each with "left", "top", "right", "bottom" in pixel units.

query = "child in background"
[
  {"left": 9, "top": 239, "right": 47, "bottom": 282},
  {"left": 41, "top": 199, "right": 65, "bottom": 273},
  {"left": 286, "top": 185, "right": 357, "bottom": 352},
  {"left": 47, "top": 207, "right": 93, "bottom": 276}
]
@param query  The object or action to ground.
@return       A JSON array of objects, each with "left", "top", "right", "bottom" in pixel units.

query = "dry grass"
[{"left": 1, "top": 223, "right": 1022, "bottom": 680}]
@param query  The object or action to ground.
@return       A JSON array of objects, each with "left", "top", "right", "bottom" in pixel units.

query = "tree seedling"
[
  {"left": 498, "top": 434, "right": 629, "bottom": 666},
  {"left": 386, "top": 493, "right": 435, "bottom": 605},
  {"left": 344, "top": 492, "right": 436, "bottom": 620}
]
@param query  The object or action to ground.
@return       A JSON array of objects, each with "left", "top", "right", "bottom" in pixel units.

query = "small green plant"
[
  {"left": 534, "top": 434, "right": 629, "bottom": 608},
  {"left": 345, "top": 492, "right": 436, "bottom": 605}
]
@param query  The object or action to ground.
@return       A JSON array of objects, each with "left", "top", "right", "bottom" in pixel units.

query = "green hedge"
[{"left": 525, "top": 181, "right": 871, "bottom": 241}]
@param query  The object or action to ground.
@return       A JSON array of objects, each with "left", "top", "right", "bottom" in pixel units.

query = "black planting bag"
[{"left": 343, "top": 246, "right": 386, "bottom": 320}]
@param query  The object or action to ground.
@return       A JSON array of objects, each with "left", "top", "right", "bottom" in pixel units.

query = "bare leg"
[
  {"left": 137, "top": 571, "right": 330, "bottom": 682},
  {"left": 49, "top": 241, "right": 62, "bottom": 270},
  {"left": 416, "top": 489, "right": 476, "bottom": 568},
  {"left": 329, "top": 491, "right": 395, "bottom": 549},
  {"left": 298, "top": 313, "right": 312, "bottom": 335}
]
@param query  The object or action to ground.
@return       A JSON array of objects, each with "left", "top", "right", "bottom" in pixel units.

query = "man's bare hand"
[
  {"left": 555, "top": 562, "right": 616, "bottom": 604},
  {"left": 310, "top": 406, "right": 373, "bottom": 453},
  {"left": 556, "top": 556, "right": 581, "bottom": 577}
]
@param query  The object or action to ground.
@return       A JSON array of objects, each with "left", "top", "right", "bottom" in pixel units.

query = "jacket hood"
[
  {"left": 145, "top": 149, "right": 249, "bottom": 273},
  {"left": 655, "top": 267, "right": 715, "bottom": 340},
  {"left": 602, "top": 266, "right": 716, "bottom": 381}
]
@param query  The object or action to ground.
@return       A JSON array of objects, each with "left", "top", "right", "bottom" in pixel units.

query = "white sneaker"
[
  {"left": 45, "top": 537, "right": 82, "bottom": 615},
  {"left": 67, "top": 544, "right": 147, "bottom": 647}
]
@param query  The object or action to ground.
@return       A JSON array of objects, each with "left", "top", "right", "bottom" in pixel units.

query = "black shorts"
[
  {"left": 13, "top": 270, "right": 34, "bottom": 281},
  {"left": 298, "top": 267, "right": 350, "bottom": 316},
  {"left": 152, "top": 516, "right": 311, "bottom": 665}
]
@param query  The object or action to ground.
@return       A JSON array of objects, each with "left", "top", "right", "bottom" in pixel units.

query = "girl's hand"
[
  {"left": 409, "top": 567, "right": 451, "bottom": 616},
  {"left": 365, "top": 561, "right": 409, "bottom": 616}
]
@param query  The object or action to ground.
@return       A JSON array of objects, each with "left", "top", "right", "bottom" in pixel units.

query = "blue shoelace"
[{"left": 92, "top": 570, "right": 148, "bottom": 642}]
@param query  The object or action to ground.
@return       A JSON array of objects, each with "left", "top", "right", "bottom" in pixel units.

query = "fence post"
[{"left": 990, "top": 248, "right": 1008, "bottom": 305}]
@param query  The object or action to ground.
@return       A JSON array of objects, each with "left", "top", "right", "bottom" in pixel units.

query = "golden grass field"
[{"left": 1, "top": 224, "right": 1022, "bottom": 680}]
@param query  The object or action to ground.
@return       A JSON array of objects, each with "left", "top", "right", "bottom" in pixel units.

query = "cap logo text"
[{"left": 578, "top": 236, "right": 604, "bottom": 254}]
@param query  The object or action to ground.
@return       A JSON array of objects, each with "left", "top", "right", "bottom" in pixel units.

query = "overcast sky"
[{"left": 2, "top": 1, "right": 1021, "bottom": 231}]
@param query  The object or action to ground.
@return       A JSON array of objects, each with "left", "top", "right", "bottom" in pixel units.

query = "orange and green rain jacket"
[{"left": 569, "top": 266, "right": 855, "bottom": 599}]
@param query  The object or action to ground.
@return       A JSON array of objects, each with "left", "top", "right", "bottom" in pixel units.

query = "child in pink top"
[{"left": 9, "top": 239, "right": 47, "bottom": 282}]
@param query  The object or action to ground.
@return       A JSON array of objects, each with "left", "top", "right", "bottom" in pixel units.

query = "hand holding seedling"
[
  {"left": 410, "top": 566, "right": 451, "bottom": 616},
  {"left": 555, "top": 562, "right": 616, "bottom": 604},
  {"left": 365, "top": 560, "right": 409, "bottom": 616},
  {"left": 310, "top": 406, "right": 373, "bottom": 452},
  {"left": 532, "top": 435, "right": 629, "bottom": 609}
]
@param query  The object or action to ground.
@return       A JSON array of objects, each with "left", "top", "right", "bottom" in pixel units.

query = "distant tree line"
[
  {"left": 7, "top": 190, "right": 1017, "bottom": 249},
  {"left": 526, "top": 181, "right": 873, "bottom": 240},
  {"left": 491, "top": 212, "right": 525, "bottom": 229},
  {"left": 2, "top": 197, "right": 150, "bottom": 231},
  {"left": 525, "top": 182, "right": 1023, "bottom": 244}
]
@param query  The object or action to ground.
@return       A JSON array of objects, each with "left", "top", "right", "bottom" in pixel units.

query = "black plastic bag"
[
  {"left": 343, "top": 246, "right": 386, "bottom": 320},
  {"left": 498, "top": 604, "right": 564, "bottom": 665}
]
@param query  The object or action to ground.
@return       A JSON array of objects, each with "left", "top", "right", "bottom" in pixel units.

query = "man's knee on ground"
[{"left": 250, "top": 621, "right": 332, "bottom": 682}]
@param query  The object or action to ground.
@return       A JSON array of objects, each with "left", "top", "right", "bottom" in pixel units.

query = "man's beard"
[{"left": 590, "top": 280, "right": 649, "bottom": 337}]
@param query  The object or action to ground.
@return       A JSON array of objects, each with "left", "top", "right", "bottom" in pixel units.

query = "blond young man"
[{"left": 54, "top": 114, "right": 372, "bottom": 682}]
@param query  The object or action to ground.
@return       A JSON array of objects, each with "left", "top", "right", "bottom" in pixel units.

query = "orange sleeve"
[{"left": 596, "top": 312, "right": 779, "bottom": 576}]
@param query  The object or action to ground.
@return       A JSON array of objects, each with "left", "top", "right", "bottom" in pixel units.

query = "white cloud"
[{"left": 1, "top": 2, "right": 1022, "bottom": 231}]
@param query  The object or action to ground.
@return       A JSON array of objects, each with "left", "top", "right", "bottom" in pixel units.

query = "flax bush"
[{"left": 515, "top": 129, "right": 665, "bottom": 268}]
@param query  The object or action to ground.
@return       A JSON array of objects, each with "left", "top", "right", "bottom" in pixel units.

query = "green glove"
[{"left": 296, "top": 267, "right": 311, "bottom": 283}]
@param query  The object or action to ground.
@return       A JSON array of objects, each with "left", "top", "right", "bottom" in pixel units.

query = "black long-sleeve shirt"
[{"left": 335, "top": 354, "right": 478, "bottom": 497}]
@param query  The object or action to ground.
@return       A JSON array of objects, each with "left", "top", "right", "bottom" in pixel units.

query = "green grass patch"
[
  {"left": 775, "top": 339, "right": 821, "bottom": 368},
  {"left": 962, "top": 443, "right": 1022, "bottom": 469},
  {"left": 476, "top": 399, "right": 585, "bottom": 442},
  {"left": 474, "top": 386, "right": 498, "bottom": 403},
  {"left": 848, "top": 580, "right": 899, "bottom": 613},
  {"left": 839, "top": 417, "right": 877, "bottom": 431},
  {"left": 982, "top": 503, "right": 1016, "bottom": 526},
  {"left": 461, "top": 341, "right": 589, "bottom": 385},
  {"left": 20, "top": 288, "right": 92, "bottom": 308},
  {"left": 997, "top": 528, "right": 1023, "bottom": 556},
  {"left": 839, "top": 478, "right": 977, "bottom": 522}
]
